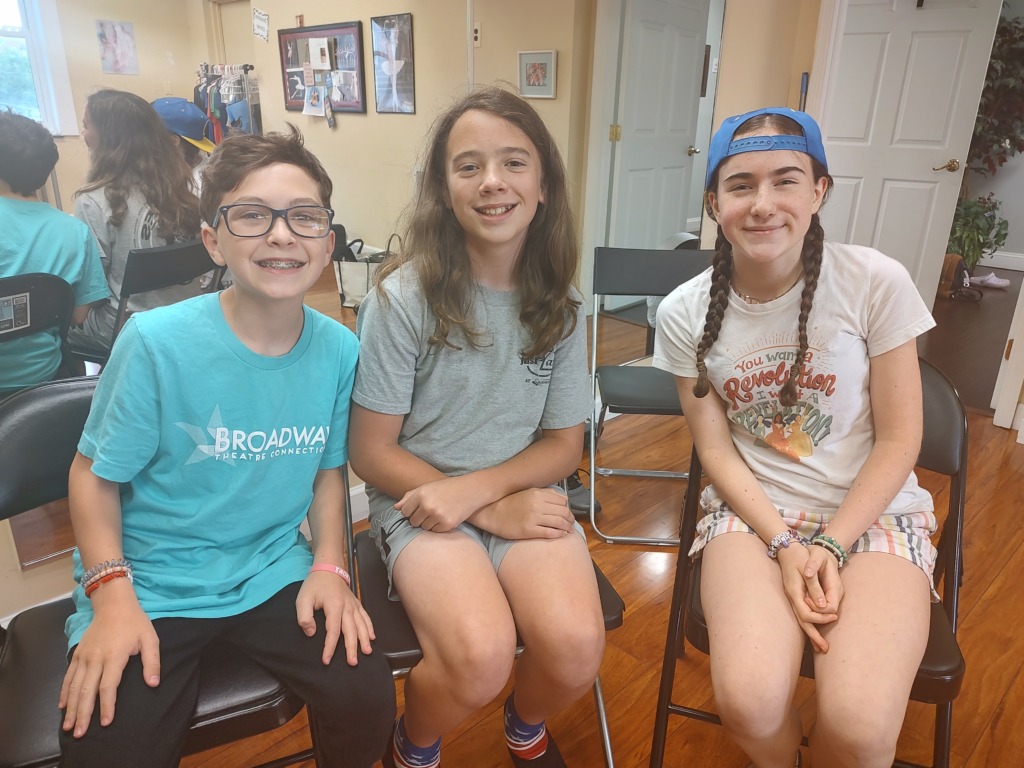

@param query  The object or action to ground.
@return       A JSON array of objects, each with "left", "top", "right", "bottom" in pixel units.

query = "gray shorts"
[{"left": 368, "top": 500, "right": 587, "bottom": 601}]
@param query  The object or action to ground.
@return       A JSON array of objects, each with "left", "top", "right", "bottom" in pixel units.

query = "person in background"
[
  {"left": 151, "top": 96, "right": 215, "bottom": 192},
  {"left": 0, "top": 111, "right": 108, "bottom": 396},
  {"left": 67, "top": 89, "right": 202, "bottom": 355}
]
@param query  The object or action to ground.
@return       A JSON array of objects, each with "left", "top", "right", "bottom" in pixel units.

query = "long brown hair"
[
  {"left": 77, "top": 89, "right": 200, "bottom": 239},
  {"left": 694, "top": 113, "right": 833, "bottom": 407},
  {"left": 373, "top": 86, "right": 580, "bottom": 358}
]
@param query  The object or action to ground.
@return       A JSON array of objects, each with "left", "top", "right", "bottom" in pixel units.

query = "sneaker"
[
  {"left": 970, "top": 271, "right": 1011, "bottom": 288},
  {"left": 508, "top": 732, "right": 566, "bottom": 768},
  {"left": 565, "top": 470, "right": 601, "bottom": 517}
]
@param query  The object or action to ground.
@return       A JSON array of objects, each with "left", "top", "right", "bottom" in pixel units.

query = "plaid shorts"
[{"left": 691, "top": 489, "right": 939, "bottom": 599}]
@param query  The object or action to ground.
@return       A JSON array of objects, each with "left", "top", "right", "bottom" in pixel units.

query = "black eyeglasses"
[{"left": 212, "top": 204, "right": 335, "bottom": 239}]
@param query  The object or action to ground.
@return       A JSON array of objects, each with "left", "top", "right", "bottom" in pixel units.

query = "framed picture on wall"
[
  {"left": 370, "top": 13, "right": 415, "bottom": 114},
  {"left": 518, "top": 50, "right": 557, "bottom": 99},
  {"left": 278, "top": 21, "right": 366, "bottom": 113}
]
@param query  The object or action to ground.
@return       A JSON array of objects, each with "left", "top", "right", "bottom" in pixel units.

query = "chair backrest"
[
  {"left": 113, "top": 239, "right": 223, "bottom": 344},
  {"left": 0, "top": 273, "right": 75, "bottom": 346},
  {"left": 0, "top": 376, "right": 98, "bottom": 521},
  {"left": 593, "top": 246, "right": 712, "bottom": 298}
]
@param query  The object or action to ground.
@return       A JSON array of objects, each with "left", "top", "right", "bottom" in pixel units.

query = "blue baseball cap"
[
  {"left": 152, "top": 97, "right": 216, "bottom": 153},
  {"left": 705, "top": 107, "right": 827, "bottom": 190}
]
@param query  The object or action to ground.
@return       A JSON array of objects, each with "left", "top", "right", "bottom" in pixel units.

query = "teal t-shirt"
[
  {"left": 65, "top": 293, "right": 358, "bottom": 648},
  {"left": 0, "top": 197, "right": 109, "bottom": 394}
]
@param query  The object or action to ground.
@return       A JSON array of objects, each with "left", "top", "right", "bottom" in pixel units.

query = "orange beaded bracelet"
[{"left": 84, "top": 569, "right": 132, "bottom": 598}]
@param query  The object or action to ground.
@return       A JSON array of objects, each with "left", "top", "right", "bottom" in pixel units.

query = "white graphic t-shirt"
[{"left": 653, "top": 241, "right": 935, "bottom": 515}]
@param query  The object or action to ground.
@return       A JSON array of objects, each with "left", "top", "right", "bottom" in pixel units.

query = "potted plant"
[
  {"left": 968, "top": 16, "right": 1024, "bottom": 177},
  {"left": 946, "top": 193, "right": 1009, "bottom": 272}
]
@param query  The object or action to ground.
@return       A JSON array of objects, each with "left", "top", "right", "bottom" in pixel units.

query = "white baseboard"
[{"left": 978, "top": 250, "right": 1024, "bottom": 272}]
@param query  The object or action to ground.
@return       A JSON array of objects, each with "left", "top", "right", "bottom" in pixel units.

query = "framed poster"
[
  {"left": 278, "top": 21, "right": 366, "bottom": 113},
  {"left": 518, "top": 50, "right": 557, "bottom": 99},
  {"left": 370, "top": 13, "right": 415, "bottom": 114}
]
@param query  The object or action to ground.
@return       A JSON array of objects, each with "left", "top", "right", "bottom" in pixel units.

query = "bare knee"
[
  {"left": 813, "top": 702, "right": 904, "bottom": 767},
  {"left": 714, "top": 676, "right": 796, "bottom": 743},
  {"left": 526, "top": 614, "right": 605, "bottom": 691},
  {"left": 430, "top": 624, "right": 517, "bottom": 708}
]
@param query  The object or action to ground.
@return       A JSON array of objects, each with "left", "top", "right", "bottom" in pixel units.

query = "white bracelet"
[{"left": 766, "top": 530, "right": 798, "bottom": 559}]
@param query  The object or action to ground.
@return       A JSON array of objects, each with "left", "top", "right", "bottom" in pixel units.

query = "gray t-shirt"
[
  {"left": 69, "top": 187, "right": 200, "bottom": 351},
  {"left": 353, "top": 266, "right": 591, "bottom": 516}
]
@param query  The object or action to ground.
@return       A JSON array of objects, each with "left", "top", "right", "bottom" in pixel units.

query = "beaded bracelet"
[
  {"left": 767, "top": 530, "right": 799, "bottom": 559},
  {"left": 84, "top": 569, "right": 132, "bottom": 598},
  {"left": 310, "top": 563, "right": 351, "bottom": 587},
  {"left": 809, "top": 535, "right": 848, "bottom": 568},
  {"left": 81, "top": 558, "right": 132, "bottom": 588}
]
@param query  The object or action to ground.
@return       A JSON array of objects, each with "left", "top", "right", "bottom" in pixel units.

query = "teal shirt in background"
[
  {"left": 0, "top": 197, "right": 109, "bottom": 394},
  {"left": 65, "top": 293, "right": 358, "bottom": 648}
]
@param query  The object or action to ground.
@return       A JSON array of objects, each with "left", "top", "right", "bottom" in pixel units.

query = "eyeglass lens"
[{"left": 223, "top": 205, "right": 331, "bottom": 238}]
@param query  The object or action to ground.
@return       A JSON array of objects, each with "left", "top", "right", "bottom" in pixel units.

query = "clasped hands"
[
  {"left": 776, "top": 542, "right": 845, "bottom": 653},
  {"left": 395, "top": 475, "right": 574, "bottom": 540}
]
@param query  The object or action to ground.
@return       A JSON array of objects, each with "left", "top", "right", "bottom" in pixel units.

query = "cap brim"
[{"left": 181, "top": 135, "right": 215, "bottom": 153}]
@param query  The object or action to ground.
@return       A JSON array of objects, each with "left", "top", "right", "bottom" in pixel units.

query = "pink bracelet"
[{"left": 309, "top": 563, "right": 351, "bottom": 587}]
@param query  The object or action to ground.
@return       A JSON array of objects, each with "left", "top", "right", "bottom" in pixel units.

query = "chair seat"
[
  {"left": 596, "top": 365, "right": 682, "bottom": 416},
  {"left": 684, "top": 559, "right": 965, "bottom": 705},
  {"left": 0, "top": 598, "right": 306, "bottom": 768},
  {"left": 353, "top": 530, "right": 626, "bottom": 674}
]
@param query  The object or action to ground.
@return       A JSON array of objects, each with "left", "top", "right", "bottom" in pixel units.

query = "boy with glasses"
[{"left": 58, "top": 128, "right": 395, "bottom": 767}]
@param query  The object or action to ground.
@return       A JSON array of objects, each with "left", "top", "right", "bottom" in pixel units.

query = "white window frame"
[{"left": 1, "top": 0, "right": 77, "bottom": 135}]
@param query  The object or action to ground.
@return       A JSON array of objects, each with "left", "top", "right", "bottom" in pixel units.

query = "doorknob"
[
  {"left": 688, "top": 145, "right": 701, "bottom": 156},
  {"left": 932, "top": 159, "right": 960, "bottom": 172}
]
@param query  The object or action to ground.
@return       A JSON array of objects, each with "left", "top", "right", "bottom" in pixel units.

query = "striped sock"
[
  {"left": 504, "top": 692, "right": 548, "bottom": 760},
  {"left": 391, "top": 715, "right": 441, "bottom": 768}
]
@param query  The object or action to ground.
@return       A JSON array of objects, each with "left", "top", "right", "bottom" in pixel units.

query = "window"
[{"left": 0, "top": 0, "right": 76, "bottom": 134}]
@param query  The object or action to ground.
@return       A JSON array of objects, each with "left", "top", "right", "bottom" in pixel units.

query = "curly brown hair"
[
  {"left": 694, "top": 113, "right": 833, "bottom": 407},
  {"left": 373, "top": 86, "right": 580, "bottom": 359},
  {"left": 76, "top": 89, "right": 200, "bottom": 239}
]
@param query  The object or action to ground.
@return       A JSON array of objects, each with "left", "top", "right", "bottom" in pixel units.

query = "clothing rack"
[{"left": 195, "top": 62, "right": 261, "bottom": 139}]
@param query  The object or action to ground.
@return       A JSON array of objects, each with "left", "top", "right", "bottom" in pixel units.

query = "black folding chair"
[
  {"left": 588, "top": 246, "right": 711, "bottom": 546},
  {"left": 70, "top": 239, "right": 223, "bottom": 365},
  {"left": 649, "top": 359, "right": 968, "bottom": 768},
  {"left": 0, "top": 273, "right": 76, "bottom": 386},
  {"left": 0, "top": 378, "right": 314, "bottom": 768}
]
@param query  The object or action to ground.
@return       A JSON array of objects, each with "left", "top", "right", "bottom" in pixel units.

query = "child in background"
[
  {"left": 68, "top": 89, "right": 202, "bottom": 354},
  {"left": 0, "top": 111, "right": 107, "bottom": 396},
  {"left": 350, "top": 86, "right": 604, "bottom": 768},
  {"left": 58, "top": 127, "right": 395, "bottom": 767},
  {"left": 654, "top": 107, "right": 937, "bottom": 768}
]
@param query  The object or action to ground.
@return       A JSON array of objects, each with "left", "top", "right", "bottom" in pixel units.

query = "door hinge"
[
  {"left": 609, "top": 124, "right": 622, "bottom": 142},
  {"left": 1006, "top": 338, "right": 1014, "bottom": 361}
]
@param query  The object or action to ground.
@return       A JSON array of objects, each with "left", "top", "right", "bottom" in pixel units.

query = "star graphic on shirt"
[{"left": 176, "top": 406, "right": 234, "bottom": 466}]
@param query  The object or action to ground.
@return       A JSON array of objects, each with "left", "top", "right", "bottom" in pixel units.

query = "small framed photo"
[
  {"left": 518, "top": 50, "right": 557, "bottom": 99},
  {"left": 278, "top": 21, "right": 366, "bottom": 113},
  {"left": 370, "top": 13, "right": 415, "bottom": 114}
]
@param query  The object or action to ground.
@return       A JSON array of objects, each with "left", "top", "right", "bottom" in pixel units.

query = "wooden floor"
[
  {"left": 177, "top": 269, "right": 1024, "bottom": 767},
  {"left": 21, "top": 267, "right": 1024, "bottom": 767}
]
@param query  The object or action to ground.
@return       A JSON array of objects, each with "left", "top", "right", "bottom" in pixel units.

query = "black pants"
[{"left": 59, "top": 582, "right": 395, "bottom": 768}]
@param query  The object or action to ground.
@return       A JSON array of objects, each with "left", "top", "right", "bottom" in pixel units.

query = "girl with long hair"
[
  {"left": 68, "top": 88, "right": 202, "bottom": 353},
  {"left": 654, "top": 108, "right": 938, "bottom": 767},
  {"left": 349, "top": 86, "right": 604, "bottom": 768}
]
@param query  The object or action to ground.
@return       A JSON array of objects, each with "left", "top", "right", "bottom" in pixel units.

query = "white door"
[
  {"left": 816, "top": 0, "right": 1002, "bottom": 311},
  {"left": 581, "top": 0, "right": 711, "bottom": 312}
]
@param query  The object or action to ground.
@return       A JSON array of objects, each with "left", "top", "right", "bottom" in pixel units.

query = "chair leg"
[
  {"left": 593, "top": 675, "right": 615, "bottom": 768},
  {"left": 933, "top": 702, "right": 953, "bottom": 768},
  {"left": 649, "top": 537, "right": 692, "bottom": 767}
]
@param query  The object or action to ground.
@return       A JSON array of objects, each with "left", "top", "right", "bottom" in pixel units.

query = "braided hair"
[{"left": 693, "top": 114, "right": 833, "bottom": 407}]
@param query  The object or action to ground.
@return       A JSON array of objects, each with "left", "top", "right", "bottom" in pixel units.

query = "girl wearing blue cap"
[{"left": 653, "top": 108, "right": 937, "bottom": 767}]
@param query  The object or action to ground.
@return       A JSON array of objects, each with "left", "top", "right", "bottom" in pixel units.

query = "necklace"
[{"left": 731, "top": 274, "right": 802, "bottom": 305}]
